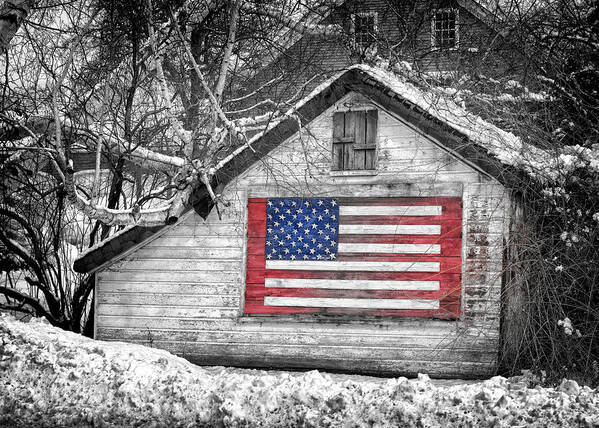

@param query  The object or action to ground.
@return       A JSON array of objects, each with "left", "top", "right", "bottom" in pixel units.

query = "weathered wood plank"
[
  {"left": 378, "top": 158, "right": 472, "bottom": 172},
  {"left": 183, "top": 354, "right": 496, "bottom": 378},
  {"left": 99, "top": 270, "right": 241, "bottom": 283},
  {"left": 96, "top": 304, "right": 239, "bottom": 318},
  {"left": 353, "top": 110, "right": 366, "bottom": 169},
  {"left": 133, "top": 247, "right": 243, "bottom": 259},
  {"left": 153, "top": 223, "right": 243, "bottom": 237},
  {"left": 109, "top": 340, "right": 498, "bottom": 364},
  {"left": 96, "top": 315, "right": 462, "bottom": 334},
  {"left": 96, "top": 327, "right": 498, "bottom": 350},
  {"left": 97, "top": 282, "right": 238, "bottom": 295},
  {"left": 97, "top": 293, "right": 240, "bottom": 307},
  {"left": 330, "top": 171, "right": 481, "bottom": 183},
  {"left": 110, "top": 259, "right": 241, "bottom": 272},
  {"left": 144, "top": 236, "right": 242, "bottom": 247}
]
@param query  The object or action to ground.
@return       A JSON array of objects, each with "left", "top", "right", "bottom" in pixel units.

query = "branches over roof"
[{"left": 74, "top": 63, "right": 535, "bottom": 273}]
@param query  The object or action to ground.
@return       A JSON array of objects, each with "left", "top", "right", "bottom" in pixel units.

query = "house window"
[
  {"left": 431, "top": 9, "right": 459, "bottom": 49},
  {"left": 332, "top": 110, "right": 377, "bottom": 171},
  {"left": 351, "top": 12, "right": 377, "bottom": 51}
]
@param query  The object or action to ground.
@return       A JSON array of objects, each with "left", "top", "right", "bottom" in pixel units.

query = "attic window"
[
  {"left": 431, "top": 9, "right": 459, "bottom": 49},
  {"left": 351, "top": 12, "right": 377, "bottom": 51},
  {"left": 332, "top": 110, "right": 377, "bottom": 171}
]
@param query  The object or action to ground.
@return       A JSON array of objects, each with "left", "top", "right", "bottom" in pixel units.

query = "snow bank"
[{"left": 1, "top": 315, "right": 598, "bottom": 427}]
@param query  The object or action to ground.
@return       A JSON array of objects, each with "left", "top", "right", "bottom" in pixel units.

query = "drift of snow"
[{"left": 1, "top": 316, "right": 598, "bottom": 427}]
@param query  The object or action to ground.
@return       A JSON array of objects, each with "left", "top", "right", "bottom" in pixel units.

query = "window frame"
[
  {"left": 350, "top": 11, "right": 378, "bottom": 53},
  {"left": 430, "top": 8, "right": 460, "bottom": 51},
  {"left": 331, "top": 108, "right": 378, "bottom": 172}
]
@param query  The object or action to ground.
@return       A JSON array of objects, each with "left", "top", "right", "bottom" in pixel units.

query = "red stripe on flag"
[
  {"left": 339, "top": 216, "right": 461, "bottom": 224},
  {"left": 247, "top": 270, "right": 459, "bottom": 284},
  {"left": 245, "top": 285, "right": 459, "bottom": 300},
  {"left": 336, "top": 196, "right": 461, "bottom": 205}
]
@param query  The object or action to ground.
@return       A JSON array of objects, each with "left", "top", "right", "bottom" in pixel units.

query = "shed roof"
[{"left": 74, "top": 64, "right": 529, "bottom": 274}]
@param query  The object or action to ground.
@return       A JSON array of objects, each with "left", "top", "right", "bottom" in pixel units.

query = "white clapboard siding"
[
  {"left": 97, "top": 315, "right": 459, "bottom": 335},
  {"left": 97, "top": 282, "right": 238, "bottom": 295},
  {"left": 94, "top": 91, "right": 509, "bottom": 378},
  {"left": 101, "top": 329, "right": 492, "bottom": 359},
  {"left": 145, "top": 236, "right": 243, "bottom": 248},
  {"left": 96, "top": 304, "right": 239, "bottom": 319},
  {"left": 123, "top": 338, "right": 497, "bottom": 360},
  {"left": 134, "top": 247, "right": 243, "bottom": 259},
  {"left": 97, "top": 293, "right": 240, "bottom": 307},
  {"left": 99, "top": 270, "right": 241, "bottom": 283},
  {"left": 111, "top": 259, "right": 241, "bottom": 272},
  {"left": 96, "top": 327, "right": 499, "bottom": 349}
]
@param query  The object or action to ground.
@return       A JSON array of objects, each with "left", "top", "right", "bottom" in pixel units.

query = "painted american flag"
[{"left": 244, "top": 196, "right": 462, "bottom": 318}]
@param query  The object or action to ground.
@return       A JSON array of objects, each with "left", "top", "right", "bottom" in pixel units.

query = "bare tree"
[{"left": 0, "top": 0, "right": 341, "bottom": 329}]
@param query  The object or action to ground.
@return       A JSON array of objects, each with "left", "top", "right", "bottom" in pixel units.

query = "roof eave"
[{"left": 74, "top": 67, "right": 520, "bottom": 274}]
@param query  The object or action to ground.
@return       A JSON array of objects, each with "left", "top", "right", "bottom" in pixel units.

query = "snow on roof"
[
  {"left": 74, "top": 224, "right": 137, "bottom": 262},
  {"left": 217, "top": 63, "right": 577, "bottom": 181},
  {"left": 352, "top": 64, "right": 599, "bottom": 181},
  {"left": 349, "top": 64, "right": 539, "bottom": 173}
]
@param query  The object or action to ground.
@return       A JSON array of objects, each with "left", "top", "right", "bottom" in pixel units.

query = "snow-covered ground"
[{"left": 1, "top": 315, "right": 598, "bottom": 427}]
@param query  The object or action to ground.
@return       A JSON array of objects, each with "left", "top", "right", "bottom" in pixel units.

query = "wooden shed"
[{"left": 74, "top": 65, "right": 523, "bottom": 378}]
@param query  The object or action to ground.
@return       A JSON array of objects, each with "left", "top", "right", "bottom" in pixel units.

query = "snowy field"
[{"left": 1, "top": 315, "right": 598, "bottom": 427}]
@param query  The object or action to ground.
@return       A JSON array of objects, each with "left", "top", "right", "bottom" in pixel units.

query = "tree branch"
[
  {"left": 0, "top": 0, "right": 38, "bottom": 53},
  {"left": 146, "top": 0, "right": 192, "bottom": 153},
  {"left": 171, "top": 7, "right": 245, "bottom": 143},
  {"left": 214, "top": 0, "right": 242, "bottom": 103},
  {"left": 240, "top": 3, "right": 341, "bottom": 36},
  {"left": 0, "top": 286, "right": 56, "bottom": 323}
]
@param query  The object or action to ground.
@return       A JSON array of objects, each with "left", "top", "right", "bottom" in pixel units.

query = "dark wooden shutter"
[
  {"left": 332, "top": 110, "right": 377, "bottom": 171},
  {"left": 365, "top": 110, "right": 377, "bottom": 169},
  {"left": 332, "top": 112, "right": 354, "bottom": 170},
  {"left": 343, "top": 112, "right": 355, "bottom": 169},
  {"left": 353, "top": 111, "right": 366, "bottom": 169},
  {"left": 352, "top": 110, "right": 377, "bottom": 170},
  {"left": 332, "top": 112, "right": 344, "bottom": 170}
]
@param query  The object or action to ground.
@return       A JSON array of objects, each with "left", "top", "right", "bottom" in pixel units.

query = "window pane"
[
  {"left": 433, "top": 10, "right": 457, "bottom": 49},
  {"left": 354, "top": 14, "right": 376, "bottom": 49}
]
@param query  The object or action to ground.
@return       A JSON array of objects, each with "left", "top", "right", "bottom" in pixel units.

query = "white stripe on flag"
[
  {"left": 266, "top": 260, "right": 440, "bottom": 272},
  {"left": 339, "top": 205, "right": 442, "bottom": 216},
  {"left": 265, "top": 278, "right": 440, "bottom": 290},
  {"left": 264, "top": 296, "right": 440, "bottom": 309},
  {"left": 338, "top": 243, "right": 441, "bottom": 254},
  {"left": 338, "top": 224, "right": 441, "bottom": 235}
]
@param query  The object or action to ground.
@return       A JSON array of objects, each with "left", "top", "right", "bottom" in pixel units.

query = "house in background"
[
  {"left": 247, "top": 0, "right": 526, "bottom": 104},
  {"left": 74, "top": 66, "right": 528, "bottom": 378}
]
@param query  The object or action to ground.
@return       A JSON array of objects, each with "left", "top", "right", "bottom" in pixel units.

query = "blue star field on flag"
[{"left": 265, "top": 198, "right": 339, "bottom": 261}]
